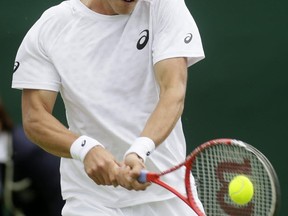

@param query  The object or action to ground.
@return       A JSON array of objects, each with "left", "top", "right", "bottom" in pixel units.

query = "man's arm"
[
  {"left": 124, "top": 57, "right": 188, "bottom": 188},
  {"left": 22, "top": 89, "right": 77, "bottom": 157},
  {"left": 21, "top": 89, "right": 125, "bottom": 187},
  {"left": 141, "top": 57, "right": 187, "bottom": 145}
]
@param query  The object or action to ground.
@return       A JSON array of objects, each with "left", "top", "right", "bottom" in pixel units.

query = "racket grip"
[{"left": 138, "top": 170, "right": 148, "bottom": 183}]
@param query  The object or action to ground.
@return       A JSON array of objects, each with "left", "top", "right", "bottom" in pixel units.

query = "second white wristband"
[
  {"left": 124, "top": 137, "right": 155, "bottom": 162},
  {"left": 70, "top": 135, "right": 104, "bottom": 162}
]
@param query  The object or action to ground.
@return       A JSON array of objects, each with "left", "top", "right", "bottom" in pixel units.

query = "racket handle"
[{"left": 138, "top": 170, "right": 148, "bottom": 183}]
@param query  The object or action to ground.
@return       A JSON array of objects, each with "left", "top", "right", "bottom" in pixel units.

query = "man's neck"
[{"left": 80, "top": 0, "right": 116, "bottom": 15}]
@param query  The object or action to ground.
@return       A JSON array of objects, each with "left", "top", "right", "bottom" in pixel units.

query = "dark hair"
[{"left": 0, "top": 100, "right": 14, "bottom": 132}]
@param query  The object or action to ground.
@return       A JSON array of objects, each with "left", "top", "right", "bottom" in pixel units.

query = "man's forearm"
[
  {"left": 140, "top": 86, "right": 185, "bottom": 146},
  {"left": 23, "top": 109, "right": 78, "bottom": 158}
]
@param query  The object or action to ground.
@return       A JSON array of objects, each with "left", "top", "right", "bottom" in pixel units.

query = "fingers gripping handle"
[{"left": 138, "top": 170, "right": 148, "bottom": 183}]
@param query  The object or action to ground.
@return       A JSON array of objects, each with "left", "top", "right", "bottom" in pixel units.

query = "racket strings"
[{"left": 192, "top": 144, "right": 274, "bottom": 216}]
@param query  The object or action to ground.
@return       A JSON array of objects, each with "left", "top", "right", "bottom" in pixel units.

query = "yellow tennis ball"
[{"left": 228, "top": 175, "right": 254, "bottom": 205}]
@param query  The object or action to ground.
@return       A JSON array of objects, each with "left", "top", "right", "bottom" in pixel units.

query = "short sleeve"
[
  {"left": 12, "top": 13, "right": 61, "bottom": 91},
  {"left": 152, "top": 0, "right": 205, "bottom": 67}
]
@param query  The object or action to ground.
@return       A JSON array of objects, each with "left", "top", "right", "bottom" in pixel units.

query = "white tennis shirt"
[{"left": 12, "top": 0, "right": 205, "bottom": 208}]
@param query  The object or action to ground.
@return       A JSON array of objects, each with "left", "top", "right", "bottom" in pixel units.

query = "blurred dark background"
[{"left": 1, "top": 0, "right": 287, "bottom": 215}]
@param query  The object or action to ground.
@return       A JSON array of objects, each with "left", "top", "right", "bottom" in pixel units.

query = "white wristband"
[
  {"left": 70, "top": 135, "right": 104, "bottom": 162},
  {"left": 124, "top": 137, "right": 155, "bottom": 162}
]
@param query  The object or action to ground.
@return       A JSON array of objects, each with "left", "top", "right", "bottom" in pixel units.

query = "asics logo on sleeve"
[
  {"left": 13, "top": 61, "right": 20, "bottom": 72},
  {"left": 137, "top": 29, "right": 149, "bottom": 50},
  {"left": 81, "top": 140, "right": 86, "bottom": 147},
  {"left": 184, "top": 33, "right": 193, "bottom": 44}
]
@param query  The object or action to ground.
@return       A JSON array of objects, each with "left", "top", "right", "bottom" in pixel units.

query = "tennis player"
[{"left": 12, "top": 0, "right": 205, "bottom": 215}]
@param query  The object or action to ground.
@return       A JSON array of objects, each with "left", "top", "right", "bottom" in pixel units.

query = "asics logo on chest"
[{"left": 137, "top": 29, "right": 149, "bottom": 50}]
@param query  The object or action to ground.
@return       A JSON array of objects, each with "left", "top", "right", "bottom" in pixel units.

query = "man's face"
[{"left": 106, "top": 0, "right": 138, "bottom": 15}]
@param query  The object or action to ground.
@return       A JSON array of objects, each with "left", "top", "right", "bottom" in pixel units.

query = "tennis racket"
[{"left": 138, "top": 138, "right": 280, "bottom": 216}]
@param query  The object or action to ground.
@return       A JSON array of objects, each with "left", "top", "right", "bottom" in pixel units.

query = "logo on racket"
[{"left": 216, "top": 159, "right": 254, "bottom": 215}]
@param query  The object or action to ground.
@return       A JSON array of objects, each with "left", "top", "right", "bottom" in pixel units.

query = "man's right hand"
[{"left": 83, "top": 146, "right": 122, "bottom": 187}]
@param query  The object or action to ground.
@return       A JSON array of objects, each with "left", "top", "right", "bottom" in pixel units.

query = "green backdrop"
[{"left": 1, "top": 0, "right": 287, "bottom": 215}]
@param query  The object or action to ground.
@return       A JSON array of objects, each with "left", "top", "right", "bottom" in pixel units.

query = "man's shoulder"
[{"left": 39, "top": 1, "right": 73, "bottom": 26}]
